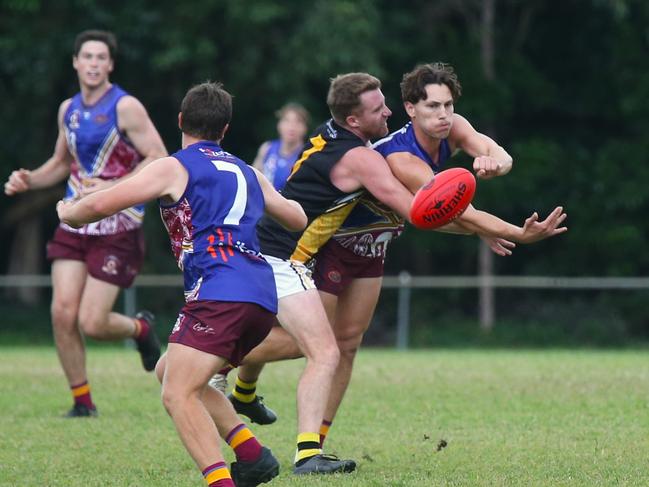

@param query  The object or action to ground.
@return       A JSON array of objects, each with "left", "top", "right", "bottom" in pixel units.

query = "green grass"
[{"left": 1, "top": 347, "right": 648, "bottom": 486}]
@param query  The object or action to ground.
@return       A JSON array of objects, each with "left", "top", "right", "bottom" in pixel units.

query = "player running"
[
  {"left": 57, "top": 81, "right": 307, "bottom": 487},
  {"left": 4, "top": 30, "right": 167, "bottom": 417}
]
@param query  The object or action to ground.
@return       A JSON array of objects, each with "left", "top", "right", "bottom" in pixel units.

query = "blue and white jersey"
[
  {"left": 62, "top": 84, "right": 145, "bottom": 235},
  {"left": 332, "top": 122, "right": 452, "bottom": 259},
  {"left": 160, "top": 141, "right": 277, "bottom": 312},
  {"left": 261, "top": 139, "right": 302, "bottom": 191}
]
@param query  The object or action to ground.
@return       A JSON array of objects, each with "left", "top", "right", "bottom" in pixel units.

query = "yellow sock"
[
  {"left": 232, "top": 376, "right": 257, "bottom": 403},
  {"left": 294, "top": 432, "right": 322, "bottom": 464}
]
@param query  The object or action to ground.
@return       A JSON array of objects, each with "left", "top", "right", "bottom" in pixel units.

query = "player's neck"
[
  {"left": 280, "top": 140, "right": 302, "bottom": 155},
  {"left": 80, "top": 81, "right": 112, "bottom": 106},
  {"left": 181, "top": 133, "right": 222, "bottom": 149},
  {"left": 341, "top": 123, "right": 370, "bottom": 144}
]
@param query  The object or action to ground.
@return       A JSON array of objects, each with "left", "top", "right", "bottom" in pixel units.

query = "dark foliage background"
[{"left": 2, "top": 0, "right": 648, "bottom": 344}]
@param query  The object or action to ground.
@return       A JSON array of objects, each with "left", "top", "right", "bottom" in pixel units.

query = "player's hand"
[
  {"left": 480, "top": 235, "right": 516, "bottom": 256},
  {"left": 519, "top": 206, "right": 568, "bottom": 243},
  {"left": 4, "top": 169, "right": 31, "bottom": 195},
  {"left": 473, "top": 156, "right": 502, "bottom": 180},
  {"left": 56, "top": 200, "right": 82, "bottom": 228},
  {"left": 80, "top": 177, "right": 112, "bottom": 195}
]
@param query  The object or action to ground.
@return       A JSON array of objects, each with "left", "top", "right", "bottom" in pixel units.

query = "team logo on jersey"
[
  {"left": 69, "top": 110, "right": 81, "bottom": 129},
  {"left": 101, "top": 255, "right": 121, "bottom": 275},
  {"left": 94, "top": 114, "right": 108, "bottom": 124},
  {"left": 199, "top": 147, "right": 229, "bottom": 158}
]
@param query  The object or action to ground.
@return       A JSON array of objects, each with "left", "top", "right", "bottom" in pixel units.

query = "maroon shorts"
[
  {"left": 168, "top": 300, "right": 275, "bottom": 366},
  {"left": 46, "top": 226, "right": 145, "bottom": 288},
  {"left": 312, "top": 239, "right": 384, "bottom": 296}
]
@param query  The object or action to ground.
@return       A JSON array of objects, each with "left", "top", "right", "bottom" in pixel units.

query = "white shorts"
[{"left": 264, "top": 255, "right": 316, "bottom": 299}]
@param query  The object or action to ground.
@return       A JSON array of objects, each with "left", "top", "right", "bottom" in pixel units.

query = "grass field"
[{"left": 1, "top": 346, "right": 648, "bottom": 486}]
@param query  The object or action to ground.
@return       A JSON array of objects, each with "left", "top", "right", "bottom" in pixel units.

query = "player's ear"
[
  {"left": 177, "top": 112, "right": 182, "bottom": 130},
  {"left": 404, "top": 101, "right": 416, "bottom": 118},
  {"left": 72, "top": 55, "right": 78, "bottom": 70},
  {"left": 221, "top": 123, "right": 230, "bottom": 138},
  {"left": 345, "top": 114, "right": 360, "bottom": 128}
]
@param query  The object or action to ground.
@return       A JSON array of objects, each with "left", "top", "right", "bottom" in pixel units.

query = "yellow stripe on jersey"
[
  {"left": 93, "top": 128, "right": 120, "bottom": 176},
  {"left": 123, "top": 206, "right": 145, "bottom": 223},
  {"left": 288, "top": 134, "right": 326, "bottom": 179},
  {"left": 291, "top": 201, "right": 359, "bottom": 263}
]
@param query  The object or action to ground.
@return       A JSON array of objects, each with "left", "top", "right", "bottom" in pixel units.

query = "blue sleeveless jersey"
[
  {"left": 332, "top": 122, "right": 452, "bottom": 258},
  {"left": 63, "top": 84, "right": 145, "bottom": 235},
  {"left": 160, "top": 141, "right": 277, "bottom": 312},
  {"left": 261, "top": 139, "right": 302, "bottom": 191}
]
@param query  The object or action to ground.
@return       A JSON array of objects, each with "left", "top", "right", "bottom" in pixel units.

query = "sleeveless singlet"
[
  {"left": 62, "top": 84, "right": 145, "bottom": 235},
  {"left": 257, "top": 119, "right": 367, "bottom": 263},
  {"left": 160, "top": 141, "right": 277, "bottom": 312}
]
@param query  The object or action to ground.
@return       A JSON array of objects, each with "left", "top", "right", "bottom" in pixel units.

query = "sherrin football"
[{"left": 409, "top": 167, "right": 476, "bottom": 229}]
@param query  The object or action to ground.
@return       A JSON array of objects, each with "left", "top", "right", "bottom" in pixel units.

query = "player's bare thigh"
[
  {"left": 277, "top": 288, "right": 338, "bottom": 361},
  {"left": 332, "top": 276, "right": 383, "bottom": 344}
]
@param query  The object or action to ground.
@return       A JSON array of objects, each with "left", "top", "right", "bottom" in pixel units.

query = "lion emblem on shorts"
[
  {"left": 101, "top": 255, "right": 121, "bottom": 276},
  {"left": 328, "top": 270, "right": 342, "bottom": 283}
]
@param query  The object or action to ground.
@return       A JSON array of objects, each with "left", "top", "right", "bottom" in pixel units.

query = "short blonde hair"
[{"left": 327, "top": 73, "right": 381, "bottom": 123}]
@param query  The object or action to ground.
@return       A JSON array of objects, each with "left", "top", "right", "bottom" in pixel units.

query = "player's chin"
[{"left": 376, "top": 124, "right": 389, "bottom": 138}]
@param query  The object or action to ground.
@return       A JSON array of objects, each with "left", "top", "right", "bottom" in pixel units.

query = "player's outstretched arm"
[
  {"left": 517, "top": 206, "right": 568, "bottom": 243},
  {"left": 5, "top": 100, "right": 73, "bottom": 195},
  {"left": 455, "top": 205, "right": 567, "bottom": 244},
  {"left": 57, "top": 157, "right": 186, "bottom": 228},
  {"left": 450, "top": 114, "right": 512, "bottom": 179},
  {"left": 253, "top": 167, "right": 306, "bottom": 231}
]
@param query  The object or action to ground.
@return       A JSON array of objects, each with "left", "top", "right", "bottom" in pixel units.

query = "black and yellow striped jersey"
[{"left": 257, "top": 119, "right": 366, "bottom": 262}]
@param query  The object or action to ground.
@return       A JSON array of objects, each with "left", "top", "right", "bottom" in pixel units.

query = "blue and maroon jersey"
[
  {"left": 62, "top": 84, "right": 145, "bottom": 235},
  {"left": 332, "top": 122, "right": 452, "bottom": 259},
  {"left": 261, "top": 139, "right": 302, "bottom": 191},
  {"left": 160, "top": 141, "right": 277, "bottom": 312}
]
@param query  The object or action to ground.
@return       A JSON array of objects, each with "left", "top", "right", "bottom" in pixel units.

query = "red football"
[{"left": 409, "top": 167, "right": 476, "bottom": 229}]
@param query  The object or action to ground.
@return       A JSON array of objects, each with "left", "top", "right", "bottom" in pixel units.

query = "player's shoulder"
[
  {"left": 448, "top": 113, "right": 474, "bottom": 137},
  {"left": 58, "top": 98, "right": 73, "bottom": 114},
  {"left": 258, "top": 140, "right": 272, "bottom": 155},
  {"left": 116, "top": 94, "right": 146, "bottom": 113},
  {"left": 57, "top": 98, "right": 73, "bottom": 124}
]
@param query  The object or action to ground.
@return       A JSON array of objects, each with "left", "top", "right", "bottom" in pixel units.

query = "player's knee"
[
  {"left": 78, "top": 313, "right": 108, "bottom": 339},
  {"left": 50, "top": 300, "right": 78, "bottom": 329},
  {"left": 336, "top": 332, "right": 364, "bottom": 360},
  {"left": 155, "top": 354, "right": 167, "bottom": 384},
  {"left": 338, "top": 339, "right": 362, "bottom": 363},
  {"left": 160, "top": 384, "right": 180, "bottom": 414},
  {"left": 309, "top": 341, "right": 340, "bottom": 369}
]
